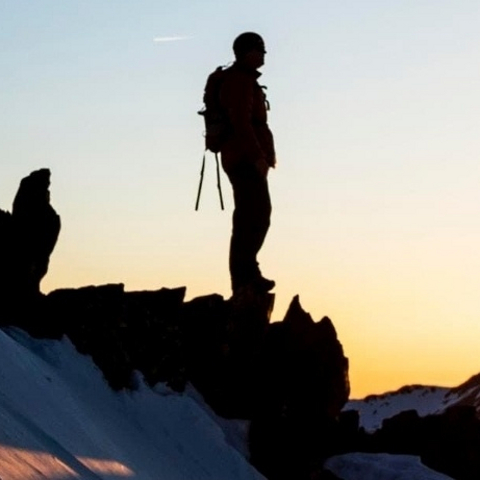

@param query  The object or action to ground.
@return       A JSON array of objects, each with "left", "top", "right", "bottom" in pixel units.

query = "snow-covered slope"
[
  {"left": 347, "top": 385, "right": 450, "bottom": 432},
  {"left": 0, "top": 326, "right": 457, "bottom": 480},
  {"left": 0, "top": 327, "right": 264, "bottom": 480},
  {"left": 347, "top": 375, "right": 480, "bottom": 432},
  {"left": 445, "top": 372, "right": 480, "bottom": 412}
]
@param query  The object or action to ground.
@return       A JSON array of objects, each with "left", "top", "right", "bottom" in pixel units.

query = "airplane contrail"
[{"left": 153, "top": 35, "right": 192, "bottom": 43}]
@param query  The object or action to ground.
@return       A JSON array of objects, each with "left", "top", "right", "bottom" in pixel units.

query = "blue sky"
[{"left": 2, "top": 0, "right": 480, "bottom": 396}]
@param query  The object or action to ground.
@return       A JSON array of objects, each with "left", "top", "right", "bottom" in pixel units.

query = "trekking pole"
[
  {"left": 195, "top": 152, "right": 206, "bottom": 211},
  {"left": 215, "top": 153, "right": 225, "bottom": 210}
]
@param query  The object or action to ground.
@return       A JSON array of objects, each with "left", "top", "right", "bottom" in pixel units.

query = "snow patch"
[
  {"left": 347, "top": 386, "right": 449, "bottom": 432},
  {"left": 325, "top": 453, "right": 454, "bottom": 480},
  {"left": 0, "top": 327, "right": 265, "bottom": 480}
]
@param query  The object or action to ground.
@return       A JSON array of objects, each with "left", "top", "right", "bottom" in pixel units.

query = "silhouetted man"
[{"left": 219, "top": 32, "right": 276, "bottom": 295}]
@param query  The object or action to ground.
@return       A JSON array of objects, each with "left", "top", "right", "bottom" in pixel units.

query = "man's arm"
[{"left": 222, "top": 74, "right": 267, "bottom": 168}]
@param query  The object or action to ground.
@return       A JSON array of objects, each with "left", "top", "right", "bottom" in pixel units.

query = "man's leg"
[{"left": 228, "top": 163, "right": 272, "bottom": 291}]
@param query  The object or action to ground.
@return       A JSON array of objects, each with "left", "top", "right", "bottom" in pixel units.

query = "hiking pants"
[{"left": 226, "top": 163, "right": 271, "bottom": 290}]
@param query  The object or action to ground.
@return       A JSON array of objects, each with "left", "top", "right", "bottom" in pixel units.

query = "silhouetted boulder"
[
  {"left": 45, "top": 283, "right": 276, "bottom": 402},
  {"left": 181, "top": 294, "right": 231, "bottom": 408},
  {"left": 336, "top": 409, "right": 364, "bottom": 452},
  {"left": 361, "top": 405, "right": 480, "bottom": 480},
  {"left": 0, "top": 169, "right": 60, "bottom": 323},
  {"left": 46, "top": 284, "right": 131, "bottom": 389},
  {"left": 125, "top": 287, "right": 186, "bottom": 390},
  {"left": 181, "top": 291, "right": 274, "bottom": 418},
  {"left": 45, "top": 284, "right": 187, "bottom": 391},
  {"left": 221, "top": 292, "right": 275, "bottom": 417},
  {"left": 249, "top": 295, "right": 350, "bottom": 480}
]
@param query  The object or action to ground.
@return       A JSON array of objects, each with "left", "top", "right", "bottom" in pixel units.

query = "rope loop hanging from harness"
[{"left": 195, "top": 151, "right": 224, "bottom": 211}]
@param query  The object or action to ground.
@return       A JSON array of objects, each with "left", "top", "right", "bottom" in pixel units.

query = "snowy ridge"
[
  {"left": 0, "top": 327, "right": 264, "bottom": 480},
  {"left": 347, "top": 374, "right": 480, "bottom": 433},
  {"left": 347, "top": 385, "right": 450, "bottom": 432},
  {"left": 0, "top": 326, "right": 457, "bottom": 480},
  {"left": 444, "top": 373, "right": 480, "bottom": 413}
]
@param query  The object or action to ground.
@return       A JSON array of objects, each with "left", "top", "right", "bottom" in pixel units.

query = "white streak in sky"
[{"left": 153, "top": 36, "right": 192, "bottom": 43}]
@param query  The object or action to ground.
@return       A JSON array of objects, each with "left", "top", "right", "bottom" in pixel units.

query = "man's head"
[{"left": 233, "top": 32, "right": 266, "bottom": 69}]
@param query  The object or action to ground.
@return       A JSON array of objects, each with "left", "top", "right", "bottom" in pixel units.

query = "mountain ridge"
[{"left": 347, "top": 373, "right": 480, "bottom": 433}]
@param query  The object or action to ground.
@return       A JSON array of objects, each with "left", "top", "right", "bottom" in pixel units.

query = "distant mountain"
[{"left": 347, "top": 373, "right": 480, "bottom": 432}]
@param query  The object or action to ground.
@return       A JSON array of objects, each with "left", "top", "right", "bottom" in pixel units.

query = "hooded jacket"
[{"left": 219, "top": 62, "right": 276, "bottom": 174}]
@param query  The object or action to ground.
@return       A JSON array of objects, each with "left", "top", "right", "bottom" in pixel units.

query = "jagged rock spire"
[{"left": 0, "top": 169, "right": 60, "bottom": 323}]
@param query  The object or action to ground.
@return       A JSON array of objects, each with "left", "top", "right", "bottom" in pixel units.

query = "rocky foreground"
[{"left": 1, "top": 169, "right": 480, "bottom": 480}]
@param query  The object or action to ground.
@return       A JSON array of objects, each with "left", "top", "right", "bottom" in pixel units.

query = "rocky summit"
[
  {"left": 3, "top": 170, "right": 480, "bottom": 480},
  {"left": 0, "top": 170, "right": 351, "bottom": 480}
]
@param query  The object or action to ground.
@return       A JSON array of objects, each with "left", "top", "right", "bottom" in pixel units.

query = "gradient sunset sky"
[{"left": 2, "top": 0, "right": 480, "bottom": 398}]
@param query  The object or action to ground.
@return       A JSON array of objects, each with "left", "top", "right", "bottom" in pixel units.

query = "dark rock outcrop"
[
  {"left": 181, "top": 294, "right": 233, "bottom": 411},
  {"left": 169, "top": 291, "right": 274, "bottom": 418},
  {"left": 363, "top": 405, "right": 480, "bottom": 480},
  {"left": 44, "top": 284, "right": 186, "bottom": 391},
  {"left": 249, "top": 295, "right": 350, "bottom": 480},
  {"left": 41, "top": 282, "right": 350, "bottom": 480},
  {"left": 1, "top": 170, "right": 355, "bottom": 480},
  {"left": 125, "top": 287, "right": 186, "bottom": 389},
  {"left": 0, "top": 168, "right": 60, "bottom": 322}
]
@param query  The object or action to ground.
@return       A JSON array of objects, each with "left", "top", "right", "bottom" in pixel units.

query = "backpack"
[
  {"left": 198, "top": 66, "right": 229, "bottom": 153},
  {"left": 195, "top": 66, "right": 229, "bottom": 211}
]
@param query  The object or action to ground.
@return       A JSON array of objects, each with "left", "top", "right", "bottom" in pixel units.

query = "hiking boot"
[
  {"left": 232, "top": 276, "right": 275, "bottom": 298},
  {"left": 251, "top": 275, "right": 275, "bottom": 292}
]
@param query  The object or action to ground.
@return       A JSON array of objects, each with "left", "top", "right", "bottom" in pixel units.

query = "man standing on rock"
[{"left": 219, "top": 32, "right": 276, "bottom": 296}]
